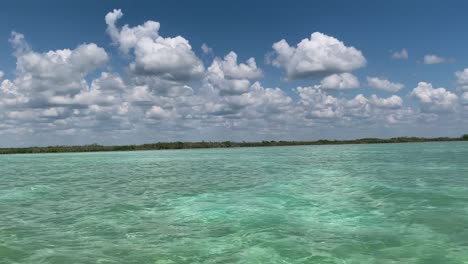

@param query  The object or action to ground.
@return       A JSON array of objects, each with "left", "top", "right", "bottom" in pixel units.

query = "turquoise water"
[{"left": 1, "top": 142, "right": 468, "bottom": 264}]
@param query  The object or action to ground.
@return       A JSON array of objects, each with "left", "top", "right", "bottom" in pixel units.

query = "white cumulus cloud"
[
  {"left": 367, "top": 77, "right": 404, "bottom": 93},
  {"left": 270, "top": 32, "right": 366, "bottom": 80},
  {"left": 411, "top": 82, "right": 458, "bottom": 113},
  {"left": 369, "top": 95, "right": 403, "bottom": 109},
  {"left": 206, "top": 51, "right": 262, "bottom": 95},
  {"left": 318, "top": 73, "right": 360, "bottom": 90},
  {"left": 423, "top": 54, "right": 446, "bottom": 65},
  {"left": 105, "top": 9, "right": 204, "bottom": 82},
  {"left": 8, "top": 32, "right": 108, "bottom": 101}
]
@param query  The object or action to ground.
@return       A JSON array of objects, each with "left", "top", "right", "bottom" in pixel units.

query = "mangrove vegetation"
[{"left": 0, "top": 135, "right": 467, "bottom": 154}]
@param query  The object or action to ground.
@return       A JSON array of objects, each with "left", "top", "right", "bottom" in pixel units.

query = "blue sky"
[{"left": 0, "top": 0, "right": 468, "bottom": 146}]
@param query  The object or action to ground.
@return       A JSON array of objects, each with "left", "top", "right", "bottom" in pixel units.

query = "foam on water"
[{"left": 1, "top": 142, "right": 468, "bottom": 263}]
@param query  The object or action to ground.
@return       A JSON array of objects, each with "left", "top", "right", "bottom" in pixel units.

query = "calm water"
[{"left": 1, "top": 142, "right": 468, "bottom": 264}]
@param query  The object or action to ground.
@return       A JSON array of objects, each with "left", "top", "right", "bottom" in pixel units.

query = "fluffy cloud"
[
  {"left": 392, "top": 49, "right": 408, "bottom": 59},
  {"left": 12, "top": 34, "right": 108, "bottom": 74},
  {"left": 105, "top": 9, "right": 159, "bottom": 54},
  {"left": 318, "top": 73, "right": 360, "bottom": 90},
  {"left": 105, "top": 9, "right": 204, "bottom": 81},
  {"left": 369, "top": 95, "right": 403, "bottom": 109},
  {"left": 296, "top": 86, "right": 408, "bottom": 124},
  {"left": 367, "top": 77, "right": 404, "bottom": 93},
  {"left": 201, "top": 81, "right": 294, "bottom": 120},
  {"left": 4, "top": 32, "right": 109, "bottom": 110},
  {"left": 423, "top": 55, "right": 446, "bottom": 65},
  {"left": 297, "top": 88, "right": 371, "bottom": 120},
  {"left": 0, "top": 31, "right": 134, "bottom": 141},
  {"left": 233, "top": 82, "right": 294, "bottom": 118},
  {"left": 296, "top": 86, "right": 342, "bottom": 119},
  {"left": 0, "top": 71, "right": 4, "bottom": 79},
  {"left": 0, "top": 79, "right": 29, "bottom": 107},
  {"left": 270, "top": 32, "right": 366, "bottom": 80},
  {"left": 11, "top": 33, "right": 108, "bottom": 96},
  {"left": 49, "top": 72, "right": 126, "bottom": 107},
  {"left": 205, "top": 51, "right": 262, "bottom": 95},
  {"left": 411, "top": 82, "right": 458, "bottom": 113},
  {"left": 455, "top": 69, "right": 468, "bottom": 91}
]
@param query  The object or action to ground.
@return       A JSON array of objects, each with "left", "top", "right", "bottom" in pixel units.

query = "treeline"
[{"left": 0, "top": 135, "right": 467, "bottom": 155}]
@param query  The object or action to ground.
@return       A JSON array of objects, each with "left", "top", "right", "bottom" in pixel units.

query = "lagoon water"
[{"left": 1, "top": 142, "right": 468, "bottom": 263}]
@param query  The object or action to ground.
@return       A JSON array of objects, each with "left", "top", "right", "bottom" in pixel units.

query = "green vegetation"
[{"left": 0, "top": 135, "right": 467, "bottom": 154}]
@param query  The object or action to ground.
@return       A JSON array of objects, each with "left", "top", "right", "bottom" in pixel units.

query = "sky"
[{"left": 1, "top": 0, "right": 468, "bottom": 146}]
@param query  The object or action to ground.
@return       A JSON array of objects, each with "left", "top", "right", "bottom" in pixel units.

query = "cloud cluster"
[
  {"left": 206, "top": 51, "right": 262, "bottom": 95},
  {"left": 411, "top": 82, "right": 458, "bottom": 113},
  {"left": 1, "top": 32, "right": 113, "bottom": 113},
  {"left": 0, "top": 10, "right": 466, "bottom": 146},
  {"left": 296, "top": 86, "right": 404, "bottom": 121}
]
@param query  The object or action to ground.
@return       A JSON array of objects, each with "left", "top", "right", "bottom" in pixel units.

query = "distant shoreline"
[{"left": 1, "top": 136, "right": 467, "bottom": 154}]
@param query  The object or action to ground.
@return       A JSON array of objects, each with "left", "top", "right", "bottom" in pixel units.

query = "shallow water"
[{"left": 1, "top": 142, "right": 468, "bottom": 263}]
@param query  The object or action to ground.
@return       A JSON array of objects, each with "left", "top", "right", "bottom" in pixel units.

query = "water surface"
[{"left": 1, "top": 142, "right": 468, "bottom": 263}]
